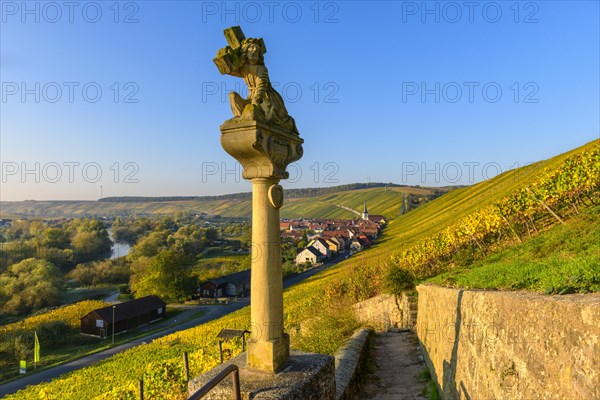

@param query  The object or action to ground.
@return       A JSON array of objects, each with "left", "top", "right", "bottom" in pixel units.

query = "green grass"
[
  {"left": 61, "top": 285, "right": 119, "bottom": 304},
  {"left": 427, "top": 205, "right": 600, "bottom": 293}
]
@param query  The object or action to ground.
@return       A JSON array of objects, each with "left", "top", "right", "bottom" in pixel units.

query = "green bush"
[
  {"left": 385, "top": 263, "right": 415, "bottom": 295},
  {"left": 37, "top": 320, "right": 71, "bottom": 347}
]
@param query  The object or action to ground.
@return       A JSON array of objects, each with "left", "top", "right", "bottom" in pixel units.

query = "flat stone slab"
[{"left": 188, "top": 351, "right": 335, "bottom": 400}]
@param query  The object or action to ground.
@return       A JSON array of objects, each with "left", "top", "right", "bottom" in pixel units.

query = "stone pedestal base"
[
  {"left": 188, "top": 351, "right": 335, "bottom": 400},
  {"left": 247, "top": 334, "right": 290, "bottom": 373}
]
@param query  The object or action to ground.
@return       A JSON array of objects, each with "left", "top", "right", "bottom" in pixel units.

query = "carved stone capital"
[{"left": 220, "top": 119, "right": 304, "bottom": 180}]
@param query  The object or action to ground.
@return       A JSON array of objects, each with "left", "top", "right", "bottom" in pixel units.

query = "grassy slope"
[
  {"left": 0, "top": 186, "right": 438, "bottom": 219},
  {"left": 427, "top": 204, "right": 599, "bottom": 293}
]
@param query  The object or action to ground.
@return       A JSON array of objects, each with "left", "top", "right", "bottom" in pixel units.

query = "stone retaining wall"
[
  {"left": 416, "top": 284, "right": 600, "bottom": 400},
  {"left": 187, "top": 351, "right": 335, "bottom": 400},
  {"left": 352, "top": 293, "right": 417, "bottom": 331}
]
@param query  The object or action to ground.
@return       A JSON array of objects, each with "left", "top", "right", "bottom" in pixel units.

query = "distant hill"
[
  {"left": 0, "top": 184, "right": 451, "bottom": 220},
  {"left": 96, "top": 182, "right": 446, "bottom": 202}
]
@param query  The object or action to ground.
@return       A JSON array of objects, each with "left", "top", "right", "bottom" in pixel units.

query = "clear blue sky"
[{"left": 1, "top": 0, "right": 598, "bottom": 201}]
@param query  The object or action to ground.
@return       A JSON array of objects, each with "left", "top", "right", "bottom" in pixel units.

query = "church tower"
[{"left": 361, "top": 200, "right": 369, "bottom": 220}]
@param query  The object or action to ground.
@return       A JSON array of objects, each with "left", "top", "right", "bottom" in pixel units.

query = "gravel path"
[{"left": 361, "top": 330, "right": 429, "bottom": 400}]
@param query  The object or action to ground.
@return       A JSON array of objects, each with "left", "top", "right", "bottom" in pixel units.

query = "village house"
[
  {"left": 197, "top": 269, "right": 250, "bottom": 298},
  {"left": 357, "top": 234, "right": 372, "bottom": 248},
  {"left": 308, "top": 223, "right": 328, "bottom": 233},
  {"left": 282, "top": 230, "right": 303, "bottom": 240},
  {"left": 307, "top": 238, "right": 331, "bottom": 258},
  {"left": 295, "top": 246, "right": 322, "bottom": 265},
  {"left": 346, "top": 228, "right": 360, "bottom": 239},
  {"left": 357, "top": 220, "right": 380, "bottom": 239},
  {"left": 335, "top": 235, "right": 348, "bottom": 251},
  {"left": 290, "top": 222, "right": 308, "bottom": 231},
  {"left": 324, "top": 236, "right": 341, "bottom": 252},
  {"left": 368, "top": 215, "right": 387, "bottom": 225},
  {"left": 350, "top": 239, "right": 363, "bottom": 253}
]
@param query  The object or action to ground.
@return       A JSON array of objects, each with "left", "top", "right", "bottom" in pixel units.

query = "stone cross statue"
[
  {"left": 213, "top": 27, "right": 304, "bottom": 373},
  {"left": 214, "top": 26, "right": 298, "bottom": 135}
]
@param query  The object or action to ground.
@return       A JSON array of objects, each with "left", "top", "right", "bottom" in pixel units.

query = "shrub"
[
  {"left": 37, "top": 321, "right": 71, "bottom": 347},
  {"left": 385, "top": 263, "right": 415, "bottom": 294}
]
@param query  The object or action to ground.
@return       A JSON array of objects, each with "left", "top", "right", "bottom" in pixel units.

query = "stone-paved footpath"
[{"left": 361, "top": 330, "right": 429, "bottom": 400}]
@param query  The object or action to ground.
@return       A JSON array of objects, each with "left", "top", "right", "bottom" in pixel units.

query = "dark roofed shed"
[{"left": 80, "top": 295, "right": 166, "bottom": 338}]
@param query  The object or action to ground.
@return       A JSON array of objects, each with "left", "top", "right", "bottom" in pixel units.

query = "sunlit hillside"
[{"left": 376, "top": 140, "right": 597, "bottom": 249}]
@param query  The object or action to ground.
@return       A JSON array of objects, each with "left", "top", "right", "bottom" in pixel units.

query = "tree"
[
  {"left": 130, "top": 249, "right": 195, "bottom": 303},
  {"left": 240, "top": 225, "right": 252, "bottom": 248},
  {"left": 168, "top": 226, "right": 207, "bottom": 257},
  {"left": 41, "top": 228, "right": 70, "bottom": 249},
  {"left": 67, "top": 259, "right": 130, "bottom": 287},
  {"left": 69, "top": 220, "right": 112, "bottom": 264},
  {"left": 112, "top": 217, "right": 153, "bottom": 245},
  {"left": 0, "top": 240, "right": 36, "bottom": 271},
  {"left": 0, "top": 258, "right": 64, "bottom": 315},
  {"left": 301, "top": 231, "right": 308, "bottom": 243},
  {"left": 38, "top": 247, "right": 74, "bottom": 272},
  {"left": 281, "top": 243, "right": 297, "bottom": 262},
  {"left": 128, "top": 231, "right": 168, "bottom": 260}
]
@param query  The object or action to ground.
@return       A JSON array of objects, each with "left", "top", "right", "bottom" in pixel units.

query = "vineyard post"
[
  {"left": 183, "top": 352, "right": 189, "bottom": 382},
  {"left": 499, "top": 213, "right": 523, "bottom": 244},
  {"left": 526, "top": 188, "right": 566, "bottom": 225},
  {"left": 219, "top": 340, "right": 223, "bottom": 364},
  {"left": 461, "top": 222, "right": 486, "bottom": 255},
  {"left": 138, "top": 379, "right": 143, "bottom": 400}
]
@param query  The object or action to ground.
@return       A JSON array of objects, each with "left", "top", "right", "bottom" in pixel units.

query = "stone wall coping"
[
  {"left": 188, "top": 351, "right": 335, "bottom": 400},
  {"left": 417, "top": 284, "right": 600, "bottom": 305},
  {"left": 334, "top": 328, "right": 371, "bottom": 400}
]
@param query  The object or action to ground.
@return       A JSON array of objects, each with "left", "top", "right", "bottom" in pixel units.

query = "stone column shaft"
[
  {"left": 246, "top": 177, "right": 289, "bottom": 372},
  {"left": 250, "top": 177, "right": 283, "bottom": 342},
  {"left": 219, "top": 119, "right": 301, "bottom": 373}
]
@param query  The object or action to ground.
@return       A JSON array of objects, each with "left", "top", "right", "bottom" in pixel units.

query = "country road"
[{"left": 0, "top": 253, "right": 345, "bottom": 398}]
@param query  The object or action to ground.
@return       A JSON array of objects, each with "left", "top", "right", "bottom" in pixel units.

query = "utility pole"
[{"left": 112, "top": 305, "right": 116, "bottom": 344}]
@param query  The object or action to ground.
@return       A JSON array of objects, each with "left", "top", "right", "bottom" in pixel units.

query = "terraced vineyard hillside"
[{"left": 375, "top": 140, "right": 598, "bottom": 252}]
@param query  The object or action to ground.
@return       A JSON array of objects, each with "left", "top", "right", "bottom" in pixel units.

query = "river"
[{"left": 107, "top": 228, "right": 131, "bottom": 259}]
